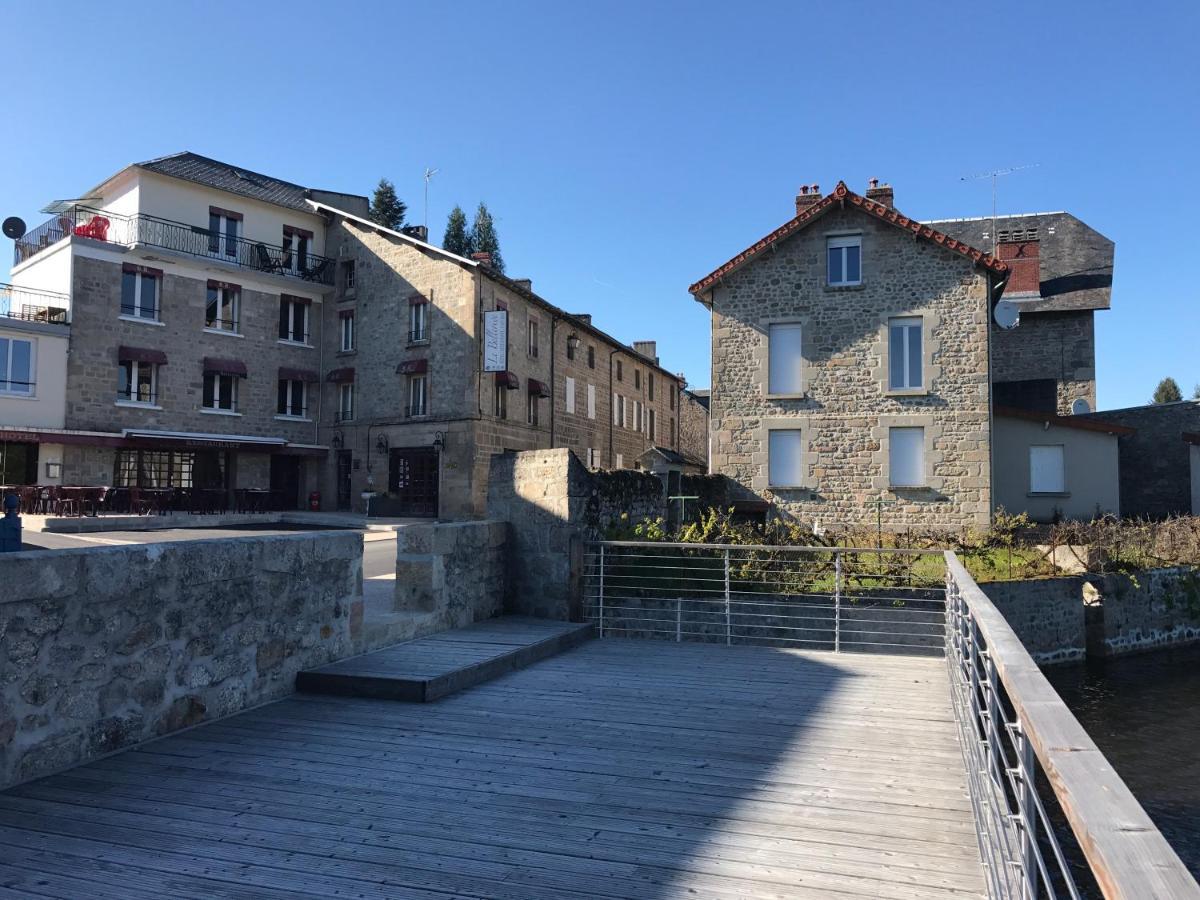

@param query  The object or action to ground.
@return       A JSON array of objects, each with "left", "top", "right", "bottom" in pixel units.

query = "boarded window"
[
  {"left": 889, "top": 427, "right": 925, "bottom": 487},
  {"left": 768, "top": 323, "right": 804, "bottom": 394},
  {"left": 768, "top": 429, "right": 804, "bottom": 487},
  {"left": 1030, "top": 445, "right": 1065, "bottom": 493}
]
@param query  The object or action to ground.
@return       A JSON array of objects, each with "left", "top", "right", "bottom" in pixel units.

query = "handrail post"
[
  {"left": 598, "top": 544, "right": 605, "bottom": 638},
  {"left": 1017, "top": 723, "right": 1037, "bottom": 900},
  {"left": 723, "top": 549, "right": 731, "bottom": 646},
  {"left": 834, "top": 551, "right": 842, "bottom": 653},
  {"left": 676, "top": 598, "right": 682, "bottom": 643}
]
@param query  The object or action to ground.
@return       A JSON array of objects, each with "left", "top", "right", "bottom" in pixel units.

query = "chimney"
[
  {"left": 794, "top": 183, "right": 822, "bottom": 216},
  {"left": 512, "top": 278, "right": 532, "bottom": 292},
  {"left": 571, "top": 313, "right": 592, "bottom": 326},
  {"left": 865, "top": 178, "right": 894, "bottom": 208},
  {"left": 401, "top": 224, "right": 429, "bottom": 242},
  {"left": 996, "top": 239, "right": 1040, "bottom": 295},
  {"left": 471, "top": 251, "right": 493, "bottom": 267},
  {"left": 632, "top": 340, "right": 658, "bottom": 364}
]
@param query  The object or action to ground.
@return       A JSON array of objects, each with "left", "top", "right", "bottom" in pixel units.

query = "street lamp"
[{"left": 566, "top": 332, "right": 581, "bottom": 355}]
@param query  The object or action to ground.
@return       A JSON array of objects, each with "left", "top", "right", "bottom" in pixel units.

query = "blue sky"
[{"left": 5, "top": 0, "right": 1197, "bottom": 408}]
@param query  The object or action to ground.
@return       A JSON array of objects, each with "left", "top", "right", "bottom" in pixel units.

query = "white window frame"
[
  {"left": 827, "top": 234, "right": 862, "bottom": 286},
  {"left": 565, "top": 376, "right": 575, "bottom": 414},
  {"left": 120, "top": 270, "right": 160, "bottom": 321},
  {"left": 209, "top": 212, "right": 240, "bottom": 257},
  {"left": 340, "top": 312, "right": 356, "bottom": 352},
  {"left": 527, "top": 391, "right": 539, "bottom": 426},
  {"left": 409, "top": 302, "right": 428, "bottom": 343},
  {"left": 408, "top": 374, "right": 428, "bottom": 417},
  {"left": 338, "top": 382, "right": 355, "bottom": 421},
  {"left": 767, "top": 322, "right": 804, "bottom": 395},
  {"left": 279, "top": 297, "right": 309, "bottom": 345},
  {"left": 888, "top": 316, "right": 923, "bottom": 390},
  {"left": 276, "top": 379, "right": 307, "bottom": 419},
  {"left": 768, "top": 429, "right": 804, "bottom": 488},
  {"left": 281, "top": 228, "right": 309, "bottom": 275},
  {"left": 1029, "top": 445, "right": 1066, "bottom": 494},
  {"left": 205, "top": 285, "right": 240, "bottom": 334},
  {"left": 528, "top": 318, "right": 539, "bottom": 358},
  {"left": 633, "top": 400, "right": 642, "bottom": 432},
  {"left": 889, "top": 426, "right": 926, "bottom": 488},
  {"left": 202, "top": 372, "right": 239, "bottom": 413},
  {"left": 587, "top": 384, "right": 596, "bottom": 420},
  {"left": 587, "top": 448, "right": 598, "bottom": 468},
  {"left": 117, "top": 360, "right": 157, "bottom": 406},
  {"left": 0, "top": 336, "right": 35, "bottom": 396},
  {"left": 615, "top": 452, "right": 624, "bottom": 469}
]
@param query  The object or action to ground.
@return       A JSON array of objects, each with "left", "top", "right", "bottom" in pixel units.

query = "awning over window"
[
  {"left": 118, "top": 345, "right": 168, "bottom": 365},
  {"left": 528, "top": 378, "right": 550, "bottom": 398},
  {"left": 396, "top": 359, "right": 428, "bottom": 375},
  {"left": 408, "top": 293, "right": 428, "bottom": 306},
  {"left": 279, "top": 366, "right": 320, "bottom": 383},
  {"left": 203, "top": 357, "right": 248, "bottom": 377},
  {"left": 494, "top": 371, "right": 519, "bottom": 390},
  {"left": 327, "top": 367, "right": 355, "bottom": 383}
]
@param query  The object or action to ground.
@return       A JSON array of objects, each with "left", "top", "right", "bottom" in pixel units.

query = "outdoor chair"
[
  {"left": 74, "top": 216, "right": 110, "bottom": 241},
  {"left": 302, "top": 258, "right": 331, "bottom": 283},
  {"left": 255, "top": 243, "right": 285, "bottom": 273}
]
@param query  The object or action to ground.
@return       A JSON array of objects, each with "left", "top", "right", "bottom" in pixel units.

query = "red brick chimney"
[
  {"left": 865, "top": 178, "right": 894, "bottom": 208},
  {"left": 997, "top": 240, "right": 1040, "bottom": 295},
  {"left": 471, "top": 251, "right": 493, "bottom": 267},
  {"left": 794, "top": 183, "right": 822, "bottom": 216}
]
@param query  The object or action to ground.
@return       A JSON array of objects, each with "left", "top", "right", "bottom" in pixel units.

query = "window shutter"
[
  {"left": 889, "top": 427, "right": 925, "bottom": 487},
  {"left": 1030, "top": 446, "right": 1065, "bottom": 493},
  {"left": 768, "top": 430, "right": 804, "bottom": 487},
  {"left": 587, "top": 384, "right": 596, "bottom": 419},
  {"left": 565, "top": 377, "right": 575, "bottom": 413},
  {"left": 768, "top": 323, "right": 804, "bottom": 394}
]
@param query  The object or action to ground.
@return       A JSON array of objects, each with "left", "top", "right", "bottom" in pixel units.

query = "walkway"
[{"left": 0, "top": 640, "right": 984, "bottom": 899}]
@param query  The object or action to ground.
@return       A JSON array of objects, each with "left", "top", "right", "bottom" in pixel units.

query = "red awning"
[
  {"left": 118, "top": 345, "right": 168, "bottom": 365},
  {"left": 494, "top": 371, "right": 519, "bottom": 390},
  {"left": 279, "top": 366, "right": 320, "bottom": 383},
  {"left": 396, "top": 359, "right": 428, "bottom": 375},
  {"left": 203, "top": 357, "right": 248, "bottom": 377},
  {"left": 408, "top": 293, "right": 428, "bottom": 305},
  {"left": 327, "top": 367, "right": 355, "bottom": 383},
  {"left": 528, "top": 378, "right": 550, "bottom": 398}
]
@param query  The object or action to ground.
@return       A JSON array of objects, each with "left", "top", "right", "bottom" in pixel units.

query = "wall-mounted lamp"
[
  {"left": 45, "top": 461, "right": 62, "bottom": 479},
  {"left": 433, "top": 431, "right": 446, "bottom": 452},
  {"left": 566, "top": 332, "right": 581, "bottom": 354},
  {"left": 331, "top": 432, "right": 344, "bottom": 449},
  {"left": 375, "top": 433, "right": 390, "bottom": 453}
]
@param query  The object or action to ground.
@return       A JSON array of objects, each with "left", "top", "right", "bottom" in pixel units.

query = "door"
[
  {"left": 270, "top": 456, "right": 303, "bottom": 510},
  {"left": 0, "top": 442, "right": 39, "bottom": 484},
  {"left": 388, "top": 447, "right": 439, "bottom": 517},
  {"left": 336, "top": 450, "right": 353, "bottom": 510}
]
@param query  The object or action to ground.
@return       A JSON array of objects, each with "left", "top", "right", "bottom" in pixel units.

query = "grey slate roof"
[
  {"left": 133, "top": 152, "right": 319, "bottom": 213},
  {"left": 927, "top": 212, "right": 1113, "bottom": 312}
]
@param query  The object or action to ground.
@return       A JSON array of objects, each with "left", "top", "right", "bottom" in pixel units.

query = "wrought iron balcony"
[
  {"left": 14, "top": 206, "right": 333, "bottom": 285},
  {"left": 0, "top": 282, "right": 70, "bottom": 325}
]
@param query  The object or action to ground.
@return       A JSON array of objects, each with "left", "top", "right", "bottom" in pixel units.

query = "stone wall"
[
  {"left": 991, "top": 310, "right": 1096, "bottom": 415},
  {"left": 679, "top": 389, "right": 710, "bottom": 469},
  {"left": 0, "top": 531, "right": 361, "bottom": 790},
  {"left": 706, "top": 204, "right": 993, "bottom": 529},
  {"left": 983, "top": 566, "right": 1200, "bottom": 663},
  {"left": 393, "top": 520, "right": 507, "bottom": 634}
]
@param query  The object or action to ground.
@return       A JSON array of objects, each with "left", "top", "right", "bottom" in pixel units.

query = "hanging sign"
[{"left": 483, "top": 310, "right": 508, "bottom": 372}]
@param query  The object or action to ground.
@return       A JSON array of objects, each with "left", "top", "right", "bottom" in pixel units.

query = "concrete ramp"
[{"left": 296, "top": 616, "right": 594, "bottom": 702}]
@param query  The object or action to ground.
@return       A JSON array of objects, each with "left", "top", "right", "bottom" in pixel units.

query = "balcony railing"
[
  {"left": 14, "top": 206, "right": 333, "bottom": 285},
  {"left": 0, "top": 283, "right": 70, "bottom": 324}
]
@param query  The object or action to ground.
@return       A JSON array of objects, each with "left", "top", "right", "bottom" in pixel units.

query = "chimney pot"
[
  {"left": 795, "top": 182, "right": 823, "bottom": 216},
  {"left": 865, "top": 180, "right": 894, "bottom": 209},
  {"left": 868, "top": 177, "right": 879, "bottom": 189},
  {"left": 811, "top": 183, "right": 819, "bottom": 193},
  {"left": 800, "top": 185, "right": 809, "bottom": 195}
]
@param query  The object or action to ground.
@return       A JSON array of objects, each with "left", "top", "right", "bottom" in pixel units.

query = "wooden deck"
[{"left": 0, "top": 639, "right": 985, "bottom": 899}]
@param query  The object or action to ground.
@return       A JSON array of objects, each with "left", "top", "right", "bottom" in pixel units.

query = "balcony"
[
  {"left": 0, "top": 282, "right": 70, "bottom": 326},
  {"left": 14, "top": 206, "right": 333, "bottom": 286}
]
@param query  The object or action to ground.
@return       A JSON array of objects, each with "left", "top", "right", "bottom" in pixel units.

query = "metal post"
[
  {"left": 834, "top": 551, "right": 842, "bottom": 652},
  {"left": 1017, "top": 723, "right": 1038, "bottom": 900},
  {"left": 676, "top": 598, "right": 682, "bottom": 643},
  {"left": 723, "top": 549, "right": 731, "bottom": 646},
  {"left": 598, "top": 544, "right": 605, "bottom": 638}
]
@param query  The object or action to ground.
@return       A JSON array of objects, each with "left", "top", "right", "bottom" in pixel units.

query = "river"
[{"left": 1044, "top": 644, "right": 1200, "bottom": 877}]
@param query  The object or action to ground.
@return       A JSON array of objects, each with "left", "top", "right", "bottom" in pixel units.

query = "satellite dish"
[
  {"left": 2, "top": 217, "right": 26, "bottom": 240},
  {"left": 1071, "top": 398, "right": 1091, "bottom": 415},
  {"left": 993, "top": 299, "right": 1020, "bottom": 330}
]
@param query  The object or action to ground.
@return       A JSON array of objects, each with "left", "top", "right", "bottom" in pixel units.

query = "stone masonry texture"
[
  {"left": 0, "top": 531, "right": 361, "bottom": 790},
  {"left": 393, "top": 520, "right": 507, "bottom": 634},
  {"left": 706, "top": 205, "right": 993, "bottom": 528},
  {"left": 991, "top": 310, "right": 1096, "bottom": 414}
]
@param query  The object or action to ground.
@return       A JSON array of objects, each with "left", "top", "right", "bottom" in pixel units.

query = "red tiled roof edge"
[
  {"left": 994, "top": 405, "right": 1136, "bottom": 436},
  {"left": 688, "top": 180, "right": 1009, "bottom": 296}
]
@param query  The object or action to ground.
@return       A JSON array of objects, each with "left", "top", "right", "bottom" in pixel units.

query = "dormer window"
[{"left": 827, "top": 235, "right": 861, "bottom": 286}]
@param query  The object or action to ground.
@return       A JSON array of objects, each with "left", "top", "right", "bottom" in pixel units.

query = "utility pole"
[
  {"left": 423, "top": 167, "right": 439, "bottom": 232},
  {"left": 960, "top": 164, "right": 1038, "bottom": 252}
]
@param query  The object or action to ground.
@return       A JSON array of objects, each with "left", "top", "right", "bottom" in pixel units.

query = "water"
[{"left": 1043, "top": 645, "right": 1200, "bottom": 877}]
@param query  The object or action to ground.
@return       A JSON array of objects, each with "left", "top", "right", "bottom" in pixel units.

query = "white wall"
[
  {"left": 0, "top": 326, "right": 68, "bottom": 429},
  {"left": 8, "top": 240, "right": 72, "bottom": 304}
]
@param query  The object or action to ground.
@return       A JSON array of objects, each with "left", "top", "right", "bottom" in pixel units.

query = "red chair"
[{"left": 74, "top": 216, "right": 110, "bottom": 241}]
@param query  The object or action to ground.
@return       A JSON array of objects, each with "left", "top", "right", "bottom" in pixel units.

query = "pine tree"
[
  {"left": 442, "top": 205, "right": 473, "bottom": 256},
  {"left": 1193, "top": 383, "right": 1200, "bottom": 400},
  {"left": 469, "top": 202, "right": 505, "bottom": 273},
  {"left": 368, "top": 178, "right": 407, "bottom": 230},
  {"left": 1152, "top": 377, "right": 1183, "bottom": 404}
]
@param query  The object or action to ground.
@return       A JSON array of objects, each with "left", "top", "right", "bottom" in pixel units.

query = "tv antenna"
[
  {"left": 423, "top": 167, "right": 439, "bottom": 231},
  {"left": 960, "top": 164, "right": 1038, "bottom": 253}
]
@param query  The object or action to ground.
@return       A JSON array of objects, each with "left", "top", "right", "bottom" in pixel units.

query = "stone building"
[
  {"left": 311, "top": 203, "right": 688, "bottom": 517},
  {"left": 690, "top": 180, "right": 1009, "bottom": 528},
  {"left": 678, "top": 388, "right": 710, "bottom": 471}
]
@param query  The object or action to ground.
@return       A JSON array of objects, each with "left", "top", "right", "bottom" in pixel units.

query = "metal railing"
[
  {"left": 944, "top": 551, "right": 1199, "bottom": 900},
  {"left": 14, "top": 206, "right": 333, "bottom": 285},
  {"left": 0, "top": 282, "right": 70, "bottom": 323},
  {"left": 583, "top": 541, "right": 947, "bottom": 654}
]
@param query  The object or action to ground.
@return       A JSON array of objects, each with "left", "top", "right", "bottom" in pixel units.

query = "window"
[
  {"left": 205, "top": 284, "right": 240, "bottom": 333},
  {"left": 889, "top": 427, "right": 925, "bottom": 487},
  {"left": 587, "top": 345, "right": 595, "bottom": 369},
  {"left": 768, "top": 323, "right": 804, "bottom": 394},
  {"left": 648, "top": 373, "right": 655, "bottom": 401},
  {"left": 0, "top": 337, "right": 34, "bottom": 395},
  {"left": 587, "top": 384, "right": 596, "bottom": 420},
  {"left": 494, "top": 382, "right": 507, "bottom": 419},
  {"left": 410, "top": 302, "right": 428, "bottom": 343},
  {"left": 616, "top": 359, "right": 623, "bottom": 381},
  {"left": 827, "top": 235, "right": 862, "bottom": 286},
  {"left": 202, "top": 373, "right": 238, "bottom": 412},
  {"left": 566, "top": 337, "right": 576, "bottom": 360},
  {"left": 613, "top": 392, "right": 620, "bottom": 426},
  {"left": 1030, "top": 445, "right": 1066, "bottom": 494},
  {"left": 117, "top": 360, "right": 156, "bottom": 405},
  {"left": 528, "top": 319, "right": 539, "bottom": 357},
  {"left": 527, "top": 392, "right": 539, "bottom": 426},
  {"left": 277, "top": 379, "right": 307, "bottom": 418},
  {"left": 649, "top": 409, "right": 656, "bottom": 441},
  {"left": 121, "top": 269, "right": 159, "bottom": 320},
  {"left": 208, "top": 209, "right": 240, "bottom": 257},
  {"left": 279, "top": 297, "right": 309, "bottom": 344},
  {"left": 408, "top": 374, "right": 428, "bottom": 417},
  {"left": 342, "top": 260, "right": 356, "bottom": 293},
  {"left": 114, "top": 450, "right": 195, "bottom": 488},
  {"left": 565, "top": 376, "right": 576, "bottom": 414},
  {"left": 670, "top": 417, "right": 676, "bottom": 447},
  {"left": 340, "top": 312, "right": 356, "bottom": 352},
  {"left": 634, "top": 369, "right": 641, "bottom": 390},
  {"left": 338, "top": 383, "right": 355, "bottom": 421},
  {"left": 633, "top": 400, "right": 642, "bottom": 431},
  {"left": 281, "top": 226, "right": 310, "bottom": 274},
  {"left": 615, "top": 453, "right": 624, "bottom": 469},
  {"left": 587, "top": 448, "right": 598, "bottom": 468},
  {"left": 888, "top": 317, "right": 923, "bottom": 390},
  {"left": 670, "top": 387, "right": 675, "bottom": 411},
  {"left": 768, "top": 430, "right": 804, "bottom": 487}
]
